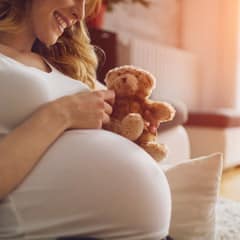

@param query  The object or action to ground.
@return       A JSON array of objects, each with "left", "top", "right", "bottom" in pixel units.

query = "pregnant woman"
[{"left": 0, "top": 0, "right": 171, "bottom": 239}]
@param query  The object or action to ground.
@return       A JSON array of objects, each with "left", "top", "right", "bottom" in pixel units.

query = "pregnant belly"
[
  {"left": 19, "top": 129, "right": 157, "bottom": 182},
  {"left": 9, "top": 130, "right": 171, "bottom": 240},
  {"left": 13, "top": 129, "right": 167, "bottom": 191}
]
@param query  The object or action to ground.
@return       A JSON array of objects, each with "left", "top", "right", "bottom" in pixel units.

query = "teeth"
[{"left": 54, "top": 12, "right": 67, "bottom": 32}]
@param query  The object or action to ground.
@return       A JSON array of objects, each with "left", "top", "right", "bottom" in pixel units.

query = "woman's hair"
[{"left": 0, "top": 0, "right": 102, "bottom": 89}]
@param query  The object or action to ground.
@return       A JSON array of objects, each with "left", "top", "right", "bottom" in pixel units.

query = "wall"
[
  {"left": 180, "top": 0, "right": 239, "bottom": 109},
  {"left": 103, "top": 0, "right": 201, "bottom": 109},
  {"left": 104, "top": 0, "right": 180, "bottom": 47},
  {"left": 104, "top": 0, "right": 240, "bottom": 110}
]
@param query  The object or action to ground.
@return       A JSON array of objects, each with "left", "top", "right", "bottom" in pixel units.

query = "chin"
[
  {"left": 40, "top": 33, "right": 59, "bottom": 47},
  {"left": 48, "top": 38, "right": 59, "bottom": 46}
]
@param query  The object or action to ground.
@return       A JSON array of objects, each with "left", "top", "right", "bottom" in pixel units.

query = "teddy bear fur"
[{"left": 103, "top": 65, "right": 176, "bottom": 162}]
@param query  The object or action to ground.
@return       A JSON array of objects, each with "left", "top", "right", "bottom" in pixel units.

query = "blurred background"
[
  {"left": 89, "top": 0, "right": 240, "bottom": 111},
  {"left": 88, "top": 0, "right": 240, "bottom": 201}
]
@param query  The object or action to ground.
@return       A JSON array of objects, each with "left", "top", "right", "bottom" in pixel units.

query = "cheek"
[
  {"left": 31, "top": 4, "right": 50, "bottom": 30},
  {"left": 32, "top": 10, "right": 59, "bottom": 45},
  {"left": 31, "top": 2, "right": 57, "bottom": 29},
  {"left": 30, "top": 0, "right": 77, "bottom": 45}
]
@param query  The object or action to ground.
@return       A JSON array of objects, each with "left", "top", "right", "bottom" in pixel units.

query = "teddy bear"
[{"left": 103, "top": 65, "right": 176, "bottom": 162}]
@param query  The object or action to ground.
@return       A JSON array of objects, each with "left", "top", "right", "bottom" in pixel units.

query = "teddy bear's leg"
[
  {"left": 104, "top": 119, "right": 122, "bottom": 134},
  {"left": 120, "top": 113, "right": 144, "bottom": 141},
  {"left": 140, "top": 142, "right": 168, "bottom": 162},
  {"left": 137, "top": 131, "right": 168, "bottom": 162}
]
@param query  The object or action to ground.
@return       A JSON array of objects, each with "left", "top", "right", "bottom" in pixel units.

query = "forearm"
[{"left": 0, "top": 103, "right": 69, "bottom": 199}]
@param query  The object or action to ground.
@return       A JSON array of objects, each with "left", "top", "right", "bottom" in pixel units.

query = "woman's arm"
[
  {"left": 0, "top": 90, "right": 115, "bottom": 200},
  {"left": 0, "top": 103, "right": 68, "bottom": 200}
]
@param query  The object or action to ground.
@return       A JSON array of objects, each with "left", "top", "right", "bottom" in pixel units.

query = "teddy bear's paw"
[
  {"left": 141, "top": 142, "right": 168, "bottom": 162},
  {"left": 120, "top": 113, "right": 144, "bottom": 141},
  {"left": 150, "top": 102, "right": 176, "bottom": 122}
]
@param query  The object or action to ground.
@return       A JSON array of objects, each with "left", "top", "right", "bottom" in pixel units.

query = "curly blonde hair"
[{"left": 0, "top": 0, "right": 102, "bottom": 89}]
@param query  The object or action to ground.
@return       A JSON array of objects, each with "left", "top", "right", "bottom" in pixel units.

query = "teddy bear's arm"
[
  {"left": 144, "top": 100, "right": 175, "bottom": 123},
  {"left": 129, "top": 101, "right": 143, "bottom": 114}
]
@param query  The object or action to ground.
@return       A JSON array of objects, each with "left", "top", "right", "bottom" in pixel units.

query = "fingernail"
[{"left": 152, "top": 126, "right": 157, "bottom": 133}]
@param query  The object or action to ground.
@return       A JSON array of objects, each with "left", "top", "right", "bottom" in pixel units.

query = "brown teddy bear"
[{"left": 103, "top": 65, "right": 176, "bottom": 162}]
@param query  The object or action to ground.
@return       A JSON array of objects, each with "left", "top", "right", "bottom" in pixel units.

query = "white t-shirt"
[{"left": 0, "top": 53, "right": 90, "bottom": 136}]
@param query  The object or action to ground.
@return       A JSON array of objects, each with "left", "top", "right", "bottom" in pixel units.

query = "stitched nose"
[{"left": 122, "top": 78, "right": 127, "bottom": 83}]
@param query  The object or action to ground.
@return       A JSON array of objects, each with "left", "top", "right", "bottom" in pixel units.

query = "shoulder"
[
  {"left": 0, "top": 51, "right": 23, "bottom": 75},
  {"left": 0, "top": 44, "right": 20, "bottom": 68},
  {"left": 0, "top": 43, "right": 28, "bottom": 62},
  {"left": 0, "top": 56, "right": 49, "bottom": 100}
]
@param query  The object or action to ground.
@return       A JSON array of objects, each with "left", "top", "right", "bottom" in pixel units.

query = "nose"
[{"left": 72, "top": 0, "right": 85, "bottom": 22}]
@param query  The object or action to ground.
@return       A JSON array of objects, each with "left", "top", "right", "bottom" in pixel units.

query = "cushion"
[{"left": 162, "top": 153, "right": 223, "bottom": 240}]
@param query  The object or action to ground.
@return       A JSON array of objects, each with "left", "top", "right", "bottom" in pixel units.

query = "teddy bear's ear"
[
  {"left": 141, "top": 71, "right": 156, "bottom": 89},
  {"left": 104, "top": 70, "right": 115, "bottom": 88},
  {"left": 104, "top": 65, "right": 131, "bottom": 88}
]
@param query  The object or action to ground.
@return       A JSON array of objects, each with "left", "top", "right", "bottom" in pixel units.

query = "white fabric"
[
  {"left": 8, "top": 130, "right": 171, "bottom": 240},
  {"left": 157, "top": 126, "right": 190, "bottom": 165},
  {"left": 0, "top": 52, "right": 89, "bottom": 134},
  {"left": 163, "top": 153, "right": 223, "bottom": 240},
  {"left": 0, "top": 53, "right": 171, "bottom": 240}
]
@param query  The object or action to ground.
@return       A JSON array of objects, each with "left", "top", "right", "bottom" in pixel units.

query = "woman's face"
[{"left": 29, "top": 0, "right": 85, "bottom": 46}]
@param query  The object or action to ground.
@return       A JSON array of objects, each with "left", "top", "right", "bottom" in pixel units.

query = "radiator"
[{"left": 117, "top": 36, "right": 199, "bottom": 110}]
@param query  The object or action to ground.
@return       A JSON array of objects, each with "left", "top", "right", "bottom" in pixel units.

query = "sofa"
[{"left": 157, "top": 99, "right": 190, "bottom": 165}]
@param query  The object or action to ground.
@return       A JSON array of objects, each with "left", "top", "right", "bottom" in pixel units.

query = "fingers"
[
  {"left": 95, "top": 90, "right": 114, "bottom": 124},
  {"left": 150, "top": 125, "right": 158, "bottom": 134},
  {"left": 104, "top": 101, "right": 113, "bottom": 115},
  {"left": 96, "top": 90, "right": 115, "bottom": 105},
  {"left": 102, "top": 112, "right": 110, "bottom": 124},
  {"left": 102, "top": 101, "right": 112, "bottom": 125},
  {"left": 74, "top": 90, "right": 114, "bottom": 128},
  {"left": 95, "top": 91, "right": 113, "bottom": 125},
  {"left": 148, "top": 122, "right": 160, "bottom": 134},
  {"left": 103, "top": 90, "right": 115, "bottom": 101},
  {"left": 144, "top": 110, "right": 155, "bottom": 124},
  {"left": 144, "top": 110, "right": 161, "bottom": 134}
]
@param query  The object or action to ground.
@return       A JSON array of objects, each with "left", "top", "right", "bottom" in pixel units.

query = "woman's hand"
[
  {"left": 144, "top": 110, "right": 161, "bottom": 134},
  {"left": 50, "top": 90, "right": 115, "bottom": 130}
]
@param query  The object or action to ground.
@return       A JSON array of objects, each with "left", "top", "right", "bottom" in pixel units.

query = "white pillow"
[{"left": 163, "top": 153, "right": 223, "bottom": 240}]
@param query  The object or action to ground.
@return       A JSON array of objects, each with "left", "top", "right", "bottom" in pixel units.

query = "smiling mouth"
[{"left": 54, "top": 11, "right": 68, "bottom": 34}]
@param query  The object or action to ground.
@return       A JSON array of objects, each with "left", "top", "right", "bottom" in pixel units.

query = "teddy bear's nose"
[{"left": 122, "top": 77, "right": 127, "bottom": 83}]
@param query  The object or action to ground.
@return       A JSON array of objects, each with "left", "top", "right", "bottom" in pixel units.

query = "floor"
[{"left": 220, "top": 166, "right": 240, "bottom": 201}]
